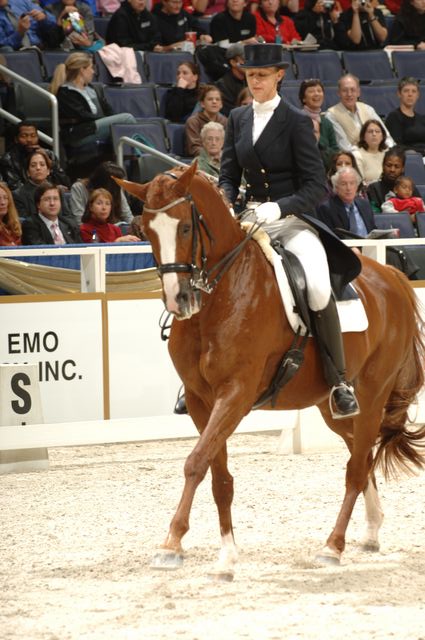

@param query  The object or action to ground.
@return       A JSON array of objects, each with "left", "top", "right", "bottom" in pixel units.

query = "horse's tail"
[{"left": 373, "top": 270, "right": 425, "bottom": 480}]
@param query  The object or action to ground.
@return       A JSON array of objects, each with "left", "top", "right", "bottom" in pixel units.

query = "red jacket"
[
  {"left": 254, "top": 11, "right": 301, "bottom": 43},
  {"left": 80, "top": 218, "right": 122, "bottom": 243}
]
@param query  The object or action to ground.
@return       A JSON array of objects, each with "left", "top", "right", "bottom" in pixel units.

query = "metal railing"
[
  {"left": 116, "top": 136, "right": 189, "bottom": 172},
  {"left": 0, "top": 63, "right": 59, "bottom": 157}
]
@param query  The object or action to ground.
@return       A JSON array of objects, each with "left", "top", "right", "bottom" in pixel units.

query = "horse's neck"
[{"left": 192, "top": 183, "right": 244, "bottom": 259}]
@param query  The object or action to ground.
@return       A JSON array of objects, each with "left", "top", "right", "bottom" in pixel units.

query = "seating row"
[{"left": 2, "top": 47, "right": 425, "bottom": 88}]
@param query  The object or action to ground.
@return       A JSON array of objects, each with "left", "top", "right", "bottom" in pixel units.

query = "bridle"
[{"left": 143, "top": 171, "right": 262, "bottom": 295}]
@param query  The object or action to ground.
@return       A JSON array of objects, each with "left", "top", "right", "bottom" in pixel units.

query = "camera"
[
  {"left": 360, "top": 0, "right": 367, "bottom": 6},
  {"left": 323, "top": 0, "right": 335, "bottom": 10}
]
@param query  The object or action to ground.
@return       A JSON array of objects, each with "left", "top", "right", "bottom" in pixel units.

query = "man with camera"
[
  {"left": 294, "top": 0, "right": 343, "bottom": 50},
  {"left": 334, "top": 0, "right": 387, "bottom": 49}
]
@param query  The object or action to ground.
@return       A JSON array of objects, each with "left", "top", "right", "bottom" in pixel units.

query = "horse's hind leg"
[
  {"left": 316, "top": 409, "right": 383, "bottom": 565},
  {"left": 208, "top": 443, "right": 238, "bottom": 580},
  {"left": 361, "top": 470, "right": 384, "bottom": 552}
]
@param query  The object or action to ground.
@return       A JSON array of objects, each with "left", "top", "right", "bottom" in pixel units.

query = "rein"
[{"left": 144, "top": 172, "right": 262, "bottom": 295}]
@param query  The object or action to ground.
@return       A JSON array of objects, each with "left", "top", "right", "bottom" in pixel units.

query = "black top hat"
[{"left": 240, "top": 44, "right": 289, "bottom": 69}]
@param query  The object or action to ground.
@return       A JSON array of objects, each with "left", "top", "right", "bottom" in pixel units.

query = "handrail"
[
  {"left": 116, "top": 136, "right": 189, "bottom": 171},
  {"left": 0, "top": 63, "right": 59, "bottom": 158}
]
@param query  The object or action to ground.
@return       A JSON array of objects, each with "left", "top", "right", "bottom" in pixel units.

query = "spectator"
[
  {"left": 389, "top": 0, "right": 425, "bottom": 49},
  {"left": 0, "top": 181, "right": 21, "bottom": 245},
  {"left": 352, "top": 118, "right": 388, "bottom": 184},
  {"left": 196, "top": 121, "right": 226, "bottom": 178},
  {"left": 46, "top": 0, "right": 103, "bottom": 52},
  {"left": 334, "top": 0, "right": 388, "bottom": 50},
  {"left": 210, "top": 0, "right": 257, "bottom": 44},
  {"left": 381, "top": 175, "right": 425, "bottom": 223},
  {"left": 294, "top": 0, "right": 343, "bottom": 50},
  {"left": 325, "top": 73, "right": 394, "bottom": 151},
  {"left": 105, "top": 0, "right": 162, "bottom": 51},
  {"left": 326, "top": 149, "right": 366, "bottom": 197},
  {"left": 2, "top": 0, "right": 63, "bottom": 49},
  {"left": 13, "top": 149, "right": 72, "bottom": 218},
  {"left": 0, "top": 120, "right": 70, "bottom": 191},
  {"left": 254, "top": 0, "right": 301, "bottom": 42},
  {"left": 152, "top": 0, "right": 212, "bottom": 50},
  {"left": 80, "top": 188, "right": 140, "bottom": 242},
  {"left": 164, "top": 61, "right": 200, "bottom": 122},
  {"left": 0, "top": 0, "right": 31, "bottom": 50},
  {"left": 299, "top": 78, "right": 339, "bottom": 170},
  {"left": 185, "top": 85, "right": 227, "bottom": 156},
  {"left": 22, "top": 182, "right": 82, "bottom": 244},
  {"left": 236, "top": 85, "right": 253, "bottom": 105},
  {"left": 366, "top": 145, "right": 421, "bottom": 211},
  {"left": 49, "top": 52, "right": 136, "bottom": 155},
  {"left": 216, "top": 42, "right": 247, "bottom": 115},
  {"left": 316, "top": 165, "right": 374, "bottom": 236},
  {"left": 385, "top": 77, "right": 425, "bottom": 156},
  {"left": 70, "top": 161, "right": 135, "bottom": 224}
]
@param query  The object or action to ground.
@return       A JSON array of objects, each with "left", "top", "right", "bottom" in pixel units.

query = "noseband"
[
  {"left": 143, "top": 171, "right": 261, "bottom": 295},
  {"left": 143, "top": 173, "right": 214, "bottom": 293}
]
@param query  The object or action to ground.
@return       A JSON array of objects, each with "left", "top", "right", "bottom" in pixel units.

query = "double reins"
[{"left": 143, "top": 172, "right": 262, "bottom": 295}]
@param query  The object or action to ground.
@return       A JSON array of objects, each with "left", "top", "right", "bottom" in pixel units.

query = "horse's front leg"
[
  {"left": 151, "top": 383, "right": 249, "bottom": 574},
  {"left": 361, "top": 471, "right": 384, "bottom": 552},
  {"left": 208, "top": 443, "right": 238, "bottom": 580}
]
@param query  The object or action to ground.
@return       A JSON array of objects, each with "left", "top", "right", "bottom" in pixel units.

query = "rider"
[{"left": 218, "top": 43, "right": 360, "bottom": 418}]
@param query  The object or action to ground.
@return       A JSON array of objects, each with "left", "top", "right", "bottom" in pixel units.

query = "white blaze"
[{"left": 150, "top": 212, "right": 180, "bottom": 314}]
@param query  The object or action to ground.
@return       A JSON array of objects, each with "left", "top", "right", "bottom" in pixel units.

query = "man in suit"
[
  {"left": 316, "top": 165, "right": 375, "bottom": 237},
  {"left": 22, "top": 182, "right": 82, "bottom": 245},
  {"left": 219, "top": 43, "right": 361, "bottom": 419}
]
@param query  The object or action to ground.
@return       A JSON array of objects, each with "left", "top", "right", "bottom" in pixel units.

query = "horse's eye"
[{"left": 181, "top": 223, "right": 192, "bottom": 237}]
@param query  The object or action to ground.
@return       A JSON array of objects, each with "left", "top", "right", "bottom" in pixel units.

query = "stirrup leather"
[{"left": 329, "top": 382, "right": 360, "bottom": 420}]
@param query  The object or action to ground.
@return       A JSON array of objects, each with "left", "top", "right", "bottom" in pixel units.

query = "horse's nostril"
[{"left": 176, "top": 291, "right": 189, "bottom": 305}]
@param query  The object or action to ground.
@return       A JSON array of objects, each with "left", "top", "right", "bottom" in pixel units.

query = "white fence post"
[{"left": 0, "top": 364, "right": 48, "bottom": 474}]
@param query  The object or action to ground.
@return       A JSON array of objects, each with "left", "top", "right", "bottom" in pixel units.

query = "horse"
[{"left": 117, "top": 162, "right": 425, "bottom": 579}]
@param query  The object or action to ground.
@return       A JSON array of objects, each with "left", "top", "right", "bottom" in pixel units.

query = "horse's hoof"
[
  {"left": 314, "top": 548, "right": 341, "bottom": 566},
  {"left": 207, "top": 570, "right": 234, "bottom": 583},
  {"left": 362, "top": 541, "right": 380, "bottom": 552},
  {"left": 150, "top": 549, "right": 184, "bottom": 570}
]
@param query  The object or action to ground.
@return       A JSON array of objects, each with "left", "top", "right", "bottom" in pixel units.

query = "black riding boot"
[
  {"left": 312, "top": 297, "right": 360, "bottom": 419},
  {"left": 174, "top": 386, "right": 188, "bottom": 415}
]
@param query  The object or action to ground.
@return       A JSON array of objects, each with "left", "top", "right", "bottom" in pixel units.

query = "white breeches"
[{"left": 264, "top": 217, "right": 331, "bottom": 312}]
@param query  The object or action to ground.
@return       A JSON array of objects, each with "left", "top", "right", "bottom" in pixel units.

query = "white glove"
[{"left": 255, "top": 202, "right": 281, "bottom": 224}]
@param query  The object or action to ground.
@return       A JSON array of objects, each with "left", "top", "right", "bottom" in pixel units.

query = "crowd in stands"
[{"left": 1, "top": 0, "right": 425, "bottom": 253}]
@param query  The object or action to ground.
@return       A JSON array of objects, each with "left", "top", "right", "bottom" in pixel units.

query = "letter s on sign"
[{"left": 11, "top": 373, "right": 32, "bottom": 415}]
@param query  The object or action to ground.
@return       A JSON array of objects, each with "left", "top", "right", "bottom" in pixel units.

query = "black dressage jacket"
[{"left": 219, "top": 99, "right": 362, "bottom": 293}]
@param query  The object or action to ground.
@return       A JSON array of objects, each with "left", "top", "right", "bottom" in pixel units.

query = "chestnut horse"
[{"left": 119, "top": 163, "right": 425, "bottom": 578}]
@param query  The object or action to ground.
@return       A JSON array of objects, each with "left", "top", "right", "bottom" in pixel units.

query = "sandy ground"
[{"left": 1, "top": 432, "right": 425, "bottom": 640}]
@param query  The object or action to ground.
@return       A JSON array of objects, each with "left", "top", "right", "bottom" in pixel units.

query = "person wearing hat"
[
  {"left": 216, "top": 42, "right": 247, "bottom": 116},
  {"left": 219, "top": 42, "right": 361, "bottom": 418}
]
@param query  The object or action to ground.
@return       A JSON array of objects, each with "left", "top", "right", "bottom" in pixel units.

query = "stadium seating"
[
  {"left": 104, "top": 84, "right": 159, "bottom": 119},
  {"left": 342, "top": 51, "right": 394, "bottom": 83},
  {"left": 392, "top": 51, "right": 425, "bottom": 81},
  {"left": 404, "top": 152, "right": 425, "bottom": 186},
  {"left": 374, "top": 212, "right": 416, "bottom": 238},
  {"left": 145, "top": 51, "right": 194, "bottom": 85},
  {"left": 293, "top": 50, "right": 343, "bottom": 83},
  {"left": 360, "top": 83, "right": 399, "bottom": 118}
]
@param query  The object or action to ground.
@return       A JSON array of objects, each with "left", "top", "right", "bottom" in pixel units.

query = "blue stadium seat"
[
  {"left": 392, "top": 51, "right": 425, "bottom": 81},
  {"left": 404, "top": 152, "right": 425, "bottom": 185},
  {"left": 43, "top": 51, "right": 70, "bottom": 81},
  {"left": 155, "top": 85, "right": 169, "bottom": 118},
  {"left": 279, "top": 81, "right": 301, "bottom": 108},
  {"left": 111, "top": 122, "right": 169, "bottom": 157},
  {"left": 104, "top": 84, "right": 158, "bottom": 119},
  {"left": 2, "top": 50, "right": 44, "bottom": 83},
  {"left": 374, "top": 212, "right": 416, "bottom": 238},
  {"left": 93, "top": 16, "right": 110, "bottom": 39},
  {"left": 293, "top": 50, "right": 343, "bottom": 83},
  {"left": 415, "top": 212, "right": 425, "bottom": 237},
  {"left": 323, "top": 85, "right": 339, "bottom": 110},
  {"left": 342, "top": 51, "right": 394, "bottom": 83},
  {"left": 360, "top": 83, "right": 399, "bottom": 118},
  {"left": 166, "top": 122, "right": 186, "bottom": 157},
  {"left": 145, "top": 51, "right": 194, "bottom": 85}
]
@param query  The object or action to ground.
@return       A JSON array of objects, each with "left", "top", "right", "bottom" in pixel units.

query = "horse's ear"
[
  {"left": 173, "top": 162, "right": 197, "bottom": 197},
  {"left": 112, "top": 176, "right": 150, "bottom": 202}
]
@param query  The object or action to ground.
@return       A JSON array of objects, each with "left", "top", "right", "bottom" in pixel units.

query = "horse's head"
[{"left": 115, "top": 163, "right": 207, "bottom": 320}]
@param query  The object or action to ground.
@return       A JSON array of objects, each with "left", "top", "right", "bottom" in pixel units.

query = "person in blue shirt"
[{"left": 1, "top": 0, "right": 62, "bottom": 49}]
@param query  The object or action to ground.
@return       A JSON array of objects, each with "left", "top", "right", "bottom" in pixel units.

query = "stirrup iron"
[{"left": 329, "top": 382, "right": 360, "bottom": 420}]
